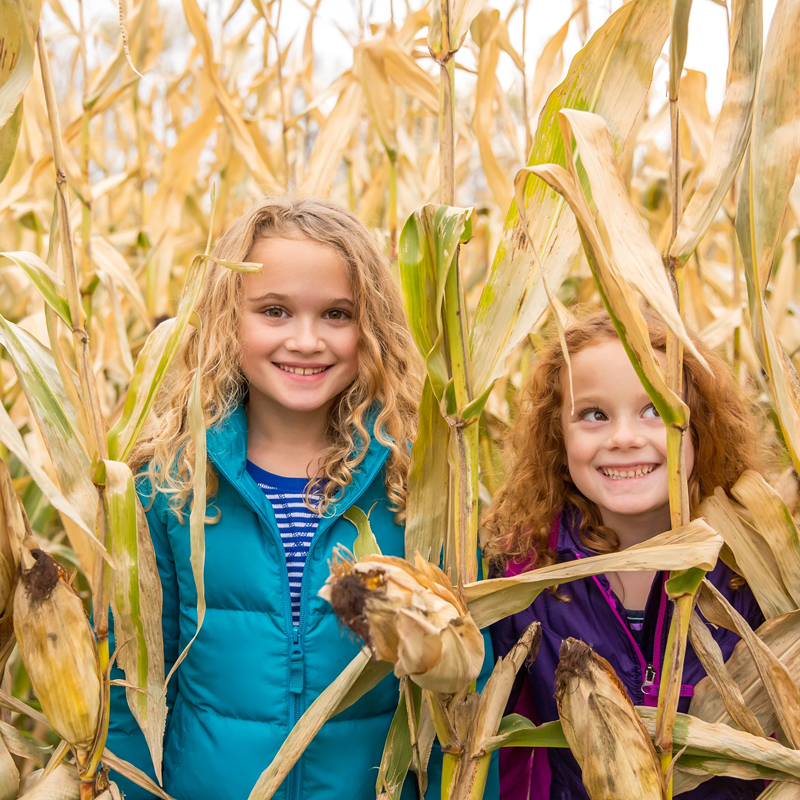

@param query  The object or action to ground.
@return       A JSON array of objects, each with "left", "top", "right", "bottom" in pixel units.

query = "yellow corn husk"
[
  {"left": 555, "top": 638, "right": 665, "bottom": 800},
  {"left": 319, "top": 549, "right": 484, "bottom": 693},
  {"left": 13, "top": 547, "right": 101, "bottom": 755}
]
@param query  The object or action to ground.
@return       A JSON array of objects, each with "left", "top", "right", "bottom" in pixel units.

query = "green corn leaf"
[
  {"left": 0, "top": 400, "right": 97, "bottom": 568},
  {"left": 404, "top": 379, "right": 449, "bottom": 564},
  {"left": 343, "top": 505, "right": 382, "bottom": 559},
  {"left": 375, "top": 680, "right": 420, "bottom": 800},
  {"left": 639, "top": 708, "right": 800, "bottom": 783},
  {"left": 526, "top": 159, "right": 687, "bottom": 430},
  {"left": 0, "top": 251, "right": 73, "bottom": 326},
  {"left": 482, "top": 716, "right": 568, "bottom": 752},
  {"left": 398, "top": 203, "right": 473, "bottom": 402},
  {"left": 0, "top": 316, "right": 102, "bottom": 575},
  {"left": 469, "top": 0, "right": 670, "bottom": 398},
  {"left": 101, "top": 459, "right": 167, "bottom": 784},
  {"left": 164, "top": 311, "right": 206, "bottom": 690}
]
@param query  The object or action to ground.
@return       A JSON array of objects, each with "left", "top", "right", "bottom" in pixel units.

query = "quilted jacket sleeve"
[{"left": 104, "top": 477, "right": 181, "bottom": 800}]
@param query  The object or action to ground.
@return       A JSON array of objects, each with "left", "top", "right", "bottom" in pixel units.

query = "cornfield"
[{"left": 1, "top": 0, "right": 800, "bottom": 797}]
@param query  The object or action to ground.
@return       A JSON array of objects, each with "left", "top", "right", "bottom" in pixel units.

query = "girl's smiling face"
[
  {"left": 239, "top": 236, "right": 359, "bottom": 423},
  {"left": 561, "top": 339, "right": 695, "bottom": 537}
]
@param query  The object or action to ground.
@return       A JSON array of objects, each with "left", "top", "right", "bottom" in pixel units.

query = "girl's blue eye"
[
  {"left": 264, "top": 307, "right": 286, "bottom": 318},
  {"left": 579, "top": 408, "right": 607, "bottom": 422},
  {"left": 643, "top": 404, "right": 660, "bottom": 419}
]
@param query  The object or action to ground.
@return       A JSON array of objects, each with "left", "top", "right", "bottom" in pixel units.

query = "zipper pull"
[
  {"left": 290, "top": 625, "right": 304, "bottom": 694},
  {"left": 642, "top": 663, "right": 656, "bottom": 689}
]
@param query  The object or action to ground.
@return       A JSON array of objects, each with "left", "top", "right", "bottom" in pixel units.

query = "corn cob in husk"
[
  {"left": 555, "top": 638, "right": 665, "bottom": 800},
  {"left": 319, "top": 549, "right": 484, "bottom": 693},
  {"left": 13, "top": 547, "right": 101, "bottom": 759}
]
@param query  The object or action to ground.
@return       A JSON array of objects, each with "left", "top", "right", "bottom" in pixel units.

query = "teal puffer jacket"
[{"left": 105, "top": 406, "right": 497, "bottom": 800}]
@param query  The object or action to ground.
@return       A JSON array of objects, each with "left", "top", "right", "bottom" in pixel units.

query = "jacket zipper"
[
  {"left": 576, "top": 553, "right": 660, "bottom": 702},
  {"left": 217, "top": 448, "right": 389, "bottom": 800},
  {"left": 288, "top": 451, "right": 388, "bottom": 800},
  {"left": 210, "top": 458, "right": 299, "bottom": 799}
]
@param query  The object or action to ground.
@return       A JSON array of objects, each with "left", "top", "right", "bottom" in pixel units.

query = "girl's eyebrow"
[
  {"left": 249, "top": 291, "right": 289, "bottom": 304},
  {"left": 247, "top": 291, "right": 354, "bottom": 308}
]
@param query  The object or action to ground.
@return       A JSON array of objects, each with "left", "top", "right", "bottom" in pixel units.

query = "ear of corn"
[
  {"left": 319, "top": 550, "right": 484, "bottom": 693},
  {"left": 13, "top": 545, "right": 101, "bottom": 757},
  {"left": 555, "top": 638, "right": 665, "bottom": 800}
]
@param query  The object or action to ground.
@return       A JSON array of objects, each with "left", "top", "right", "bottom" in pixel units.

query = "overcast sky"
[{"left": 262, "top": 0, "right": 779, "bottom": 117}]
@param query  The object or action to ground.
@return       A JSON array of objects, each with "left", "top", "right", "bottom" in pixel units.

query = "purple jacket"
[{"left": 490, "top": 507, "right": 765, "bottom": 800}]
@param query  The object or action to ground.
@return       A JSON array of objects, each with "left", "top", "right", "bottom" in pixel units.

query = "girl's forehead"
[
  {"left": 563, "top": 339, "right": 664, "bottom": 396},
  {"left": 243, "top": 237, "right": 354, "bottom": 300}
]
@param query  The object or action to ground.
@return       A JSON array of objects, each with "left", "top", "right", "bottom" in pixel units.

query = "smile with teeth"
[
  {"left": 276, "top": 364, "right": 330, "bottom": 376},
  {"left": 599, "top": 464, "right": 658, "bottom": 480}
]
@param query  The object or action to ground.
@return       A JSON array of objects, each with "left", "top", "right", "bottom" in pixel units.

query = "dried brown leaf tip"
[
  {"left": 319, "top": 548, "right": 484, "bottom": 693},
  {"left": 555, "top": 638, "right": 664, "bottom": 800}
]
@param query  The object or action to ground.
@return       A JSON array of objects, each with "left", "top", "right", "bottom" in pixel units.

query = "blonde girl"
[
  {"left": 105, "top": 197, "right": 424, "bottom": 800},
  {"left": 486, "top": 310, "right": 770, "bottom": 800}
]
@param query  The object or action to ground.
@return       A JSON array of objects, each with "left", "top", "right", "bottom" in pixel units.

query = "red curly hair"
[{"left": 483, "top": 310, "right": 773, "bottom": 567}]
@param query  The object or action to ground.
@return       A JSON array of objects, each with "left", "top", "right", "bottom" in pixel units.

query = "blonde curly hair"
[{"left": 129, "top": 196, "right": 423, "bottom": 522}]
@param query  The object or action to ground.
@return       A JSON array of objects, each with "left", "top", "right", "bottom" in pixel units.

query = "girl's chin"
[{"left": 598, "top": 499, "right": 671, "bottom": 520}]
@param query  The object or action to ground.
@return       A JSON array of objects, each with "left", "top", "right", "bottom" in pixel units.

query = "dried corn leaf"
[
  {"left": 670, "top": 0, "right": 762, "bottom": 262},
  {"left": 17, "top": 764, "right": 78, "bottom": 800},
  {"left": 691, "top": 610, "right": 800, "bottom": 738},
  {"left": 639, "top": 708, "right": 800, "bottom": 781},
  {"left": 466, "top": 519, "right": 722, "bottom": 628},
  {"left": 696, "top": 579, "right": 800, "bottom": 748},
  {"left": 180, "top": 0, "right": 279, "bottom": 191},
  {"left": 557, "top": 108, "right": 707, "bottom": 370},
  {"left": 0, "top": 0, "right": 41, "bottom": 182},
  {"left": 699, "top": 488, "right": 795, "bottom": 618},
  {"left": 687, "top": 610, "right": 765, "bottom": 737},
  {"left": 730, "top": 470, "right": 800, "bottom": 609},
  {"left": 0, "top": 732, "right": 18, "bottom": 800},
  {"left": 469, "top": 0, "right": 669, "bottom": 399}
]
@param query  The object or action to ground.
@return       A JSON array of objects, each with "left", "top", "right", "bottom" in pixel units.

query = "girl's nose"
[
  {"left": 286, "top": 318, "right": 324, "bottom": 353},
  {"left": 606, "top": 418, "right": 646, "bottom": 449}
]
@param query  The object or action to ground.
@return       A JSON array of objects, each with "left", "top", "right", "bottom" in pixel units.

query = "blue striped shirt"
[{"left": 246, "top": 461, "right": 322, "bottom": 626}]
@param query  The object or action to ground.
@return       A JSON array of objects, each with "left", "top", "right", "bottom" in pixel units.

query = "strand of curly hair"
[{"left": 128, "top": 196, "right": 422, "bottom": 523}]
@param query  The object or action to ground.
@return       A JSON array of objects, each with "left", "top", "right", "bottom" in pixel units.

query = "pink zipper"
[{"left": 575, "top": 556, "right": 693, "bottom": 705}]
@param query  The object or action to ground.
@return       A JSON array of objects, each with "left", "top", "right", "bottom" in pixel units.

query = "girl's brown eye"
[
  {"left": 325, "top": 309, "right": 349, "bottom": 320},
  {"left": 264, "top": 307, "right": 285, "bottom": 318}
]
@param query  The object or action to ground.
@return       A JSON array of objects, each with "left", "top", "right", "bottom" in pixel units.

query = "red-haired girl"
[{"left": 486, "top": 310, "right": 770, "bottom": 800}]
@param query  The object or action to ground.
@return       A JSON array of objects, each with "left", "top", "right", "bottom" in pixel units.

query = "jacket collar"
[
  {"left": 205, "top": 404, "right": 391, "bottom": 517},
  {"left": 555, "top": 505, "right": 597, "bottom": 560}
]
